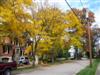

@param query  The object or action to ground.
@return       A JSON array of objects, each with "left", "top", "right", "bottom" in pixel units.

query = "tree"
[
  {"left": 0, "top": 0, "right": 35, "bottom": 64},
  {"left": 92, "top": 26, "right": 100, "bottom": 51},
  {"left": 35, "top": 7, "right": 68, "bottom": 63},
  {"left": 70, "top": 8, "right": 95, "bottom": 51},
  {"left": 0, "top": 0, "right": 33, "bottom": 43},
  {"left": 64, "top": 10, "right": 85, "bottom": 49}
]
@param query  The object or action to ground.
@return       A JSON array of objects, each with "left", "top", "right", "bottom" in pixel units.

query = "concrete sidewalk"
[{"left": 96, "top": 64, "right": 100, "bottom": 75}]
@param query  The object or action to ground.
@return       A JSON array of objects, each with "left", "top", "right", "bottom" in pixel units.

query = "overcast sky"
[{"left": 34, "top": 0, "right": 100, "bottom": 27}]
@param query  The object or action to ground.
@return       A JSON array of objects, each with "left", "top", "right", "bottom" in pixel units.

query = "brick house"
[{"left": 0, "top": 36, "right": 15, "bottom": 57}]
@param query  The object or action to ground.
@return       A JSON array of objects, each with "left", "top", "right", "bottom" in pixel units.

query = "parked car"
[
  {"left": 0, "top": 56, "right": 17, "bottom": 75},
  {"left": 18, "top": 56, "right": 30, "bottom": 65}
]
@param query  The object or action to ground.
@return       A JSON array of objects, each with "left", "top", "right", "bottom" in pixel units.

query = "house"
[{"left": 0, "top": 36, "right": 15, "bottom": 57}]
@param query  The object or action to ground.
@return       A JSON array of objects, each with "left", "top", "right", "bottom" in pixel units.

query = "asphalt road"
[{"left": 17, "top": 60, "right": 89, "bottom": 75}]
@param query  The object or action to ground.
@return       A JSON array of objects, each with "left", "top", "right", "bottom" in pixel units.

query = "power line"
[
  {"left": 79, "top": 0, "right": 84, "bottom": 8},
  {"left": 64, "top": 0, "right": 78, "bottom": 18},
  {"left": 64, "top": 0, "right": 82, "bottom": 23}
]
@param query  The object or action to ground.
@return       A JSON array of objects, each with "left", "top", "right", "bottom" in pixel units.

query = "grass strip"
[{"left": 77, "top": 59, "right": 100, "bottom": 75}]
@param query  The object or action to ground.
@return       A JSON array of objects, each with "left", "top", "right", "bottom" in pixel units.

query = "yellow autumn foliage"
[
  {"left": 0, "top": 0, "right": 85, "bottom": 56},
  {"left": 24, "top": 45, "right": 32, "bottom": 54}
]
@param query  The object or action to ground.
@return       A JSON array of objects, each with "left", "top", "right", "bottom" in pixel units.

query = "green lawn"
[{"left": 77, "top": 59, "right": 100, "bottom": 75}]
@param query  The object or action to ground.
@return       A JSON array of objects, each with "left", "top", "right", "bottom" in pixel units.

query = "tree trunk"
[
  {"left": 51, "top": 53, "right": 55, "bottom": 63},
  {"left": 31, "top": 42, "right": 35, "bottom": 66},
  {"left": 51, "top": 56, "right": 55, "bottom": 63},
  {"left": 35, "top": 55, "right": 39, "bottom": 65}
]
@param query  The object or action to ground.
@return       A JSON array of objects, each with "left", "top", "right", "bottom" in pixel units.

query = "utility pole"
[
  {"left": 86, "top": 9, "right": 92, "bottom": 67},
  {"left": 87, "top": 20, "right": 92, "bottom": 67},
  {"left": 64, "top": 0, "right": 93, "bottom": 67}
]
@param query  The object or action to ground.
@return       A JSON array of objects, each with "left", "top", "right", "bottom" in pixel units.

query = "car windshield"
[
  {"left": 21, "top": 58, "right": 24, "bottom": 59},
  {"left": 0, "top": 57, "right": 10, "bottom": 63},
  {"left": 2, "top": 58, "right": 9, "bottom": 63}
]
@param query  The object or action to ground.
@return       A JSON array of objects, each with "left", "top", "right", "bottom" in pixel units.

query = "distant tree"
[{"left": 71, "top": 8, "right": 95, "bottom": 51}]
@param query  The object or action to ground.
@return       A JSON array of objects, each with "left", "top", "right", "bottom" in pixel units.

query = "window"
[{"left": 3, "top": 45, "right": 12, "bottom": 54}]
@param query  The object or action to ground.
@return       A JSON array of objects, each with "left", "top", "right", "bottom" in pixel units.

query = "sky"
[{"left": 35, "top": 0, "right": 100, "bottom": 27}]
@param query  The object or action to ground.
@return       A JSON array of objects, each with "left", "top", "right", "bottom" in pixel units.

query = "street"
[{"left": 17, "top": 60, "right": 89, "bottom": 75}]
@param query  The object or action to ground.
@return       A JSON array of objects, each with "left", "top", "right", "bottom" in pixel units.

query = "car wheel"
[{"left": 4, "top": 69, "right": 11, "bottom": 75}]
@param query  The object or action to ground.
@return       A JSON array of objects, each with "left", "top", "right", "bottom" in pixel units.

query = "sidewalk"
[
  {"left": 17, "top": 64, "right": 33, "bottom": 69},
  {"left": 96, "top": 64, "right": 100, "bottom": 75}
]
